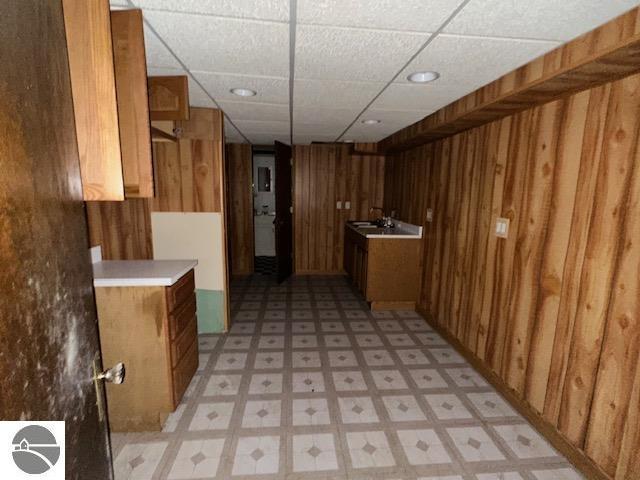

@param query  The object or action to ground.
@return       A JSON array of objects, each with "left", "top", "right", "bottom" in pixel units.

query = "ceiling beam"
[{"left": 378, "top": 7, "right": 640, "bottom": 154}]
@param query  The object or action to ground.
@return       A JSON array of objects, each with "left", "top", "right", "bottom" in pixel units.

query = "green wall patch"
[{"left": 196, "top": 289, "right": 225, "bottom": 333}]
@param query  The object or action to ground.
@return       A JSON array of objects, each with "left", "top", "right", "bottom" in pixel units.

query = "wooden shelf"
[{"left": 151, "top": 126, "right": 177, "bottom": 143}]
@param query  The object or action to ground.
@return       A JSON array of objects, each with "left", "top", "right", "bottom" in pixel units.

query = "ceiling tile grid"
[{"left": 112, "top": 0, "right": 640, "bottom": 145}]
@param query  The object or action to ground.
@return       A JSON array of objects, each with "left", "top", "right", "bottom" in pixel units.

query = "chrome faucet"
[{"left": 369, "top": 206, "right": 393, "bottom": 228}]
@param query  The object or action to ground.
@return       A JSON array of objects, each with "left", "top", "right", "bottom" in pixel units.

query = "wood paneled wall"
[
  {"left": 87, "top": 108, "right": 226, "bottom": 259},
  {"left": 383, "top": 72, "right": 640, "bottom": 480},
  {"left": 153, "top": 108, "right": 225, "bottom": 213},
  {"left": 86, "top": 199, "right": 153, "bottom": 260},
  {"left": 294, "top": 144, "right": 384, "bottom": 274},
  {"left": 226, "top": 143, "right": 254, "bottom": 275}
]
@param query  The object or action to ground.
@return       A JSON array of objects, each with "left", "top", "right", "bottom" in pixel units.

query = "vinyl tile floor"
[{"left": 111, "top": 275, "right": 584, "bottom": 480}]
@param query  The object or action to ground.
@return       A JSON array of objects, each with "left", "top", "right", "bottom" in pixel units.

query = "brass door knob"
[{"left": 95, "top": 362, "right": 125, "bottom": 384}]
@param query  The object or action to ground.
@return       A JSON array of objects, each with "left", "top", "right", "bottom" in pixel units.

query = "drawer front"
[
  {"left": 172, "top": 339, "right": 198, "bottom": 407},
  {"left": 166, "top": 269, "right": 195, "bottom": 312},
  {"left": 169, "top": 294, "right": 196, "bottom": 340},
  {"left": 171, "top": 316, "right": 197, "bottom": 368}
]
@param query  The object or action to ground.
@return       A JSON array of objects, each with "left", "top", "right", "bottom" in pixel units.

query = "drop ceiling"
[{"left": 111, "top": 0, "right": 640, "bottom": 145}]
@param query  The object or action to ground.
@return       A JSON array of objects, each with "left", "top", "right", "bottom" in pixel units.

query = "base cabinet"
[
  {"left": 344, "top": 226, "right": 420, "bottom": 309},
  {"left": 94, "top": 270, "right": 197, "bottom": 431}
]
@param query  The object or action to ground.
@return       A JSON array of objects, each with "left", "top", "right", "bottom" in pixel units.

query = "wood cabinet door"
[{"left": 0, "top": 2, "right": 113, "bottom": 478}]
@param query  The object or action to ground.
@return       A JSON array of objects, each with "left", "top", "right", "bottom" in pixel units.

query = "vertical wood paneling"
[
  {"left": 383, "top": 72, "right": 640, "bottom": 480},
  {"left": 226, "top": 144, "right": 254, "bottom": 275},
  {"left": 557, "top": 75, "right": 640, "bottom": 447},
  {"left": 153, "top": 108, "right": 224, "bottom": 213},
  {"left": 293, "top": 145, "right": 384, "bottom": 274},
  {"left": 86, "top": 199, "right": 153, "bottom": 260},
  {"left": 86, "top": 108, "right": 227, "bottom": 259},
  {"left": 543, "top": 83, "right": 612, "bottom": 424}
]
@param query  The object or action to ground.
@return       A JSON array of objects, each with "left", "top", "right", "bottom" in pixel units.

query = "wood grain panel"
[
  {"left": 110, "top": 9, "right": 154, "bottom": 198},
  {"left": 383, "top": 72, "right": 640, "bottom": 480},
  {"left": 86, "top": 108, "right": 227, "bottom": 260},
  {"left": 86, "top": 199, "right": 153, "bottom": 260},
  {"left": 62, "top": 0, "right": 124, "bottom": 200},
  {"left": 379, "top": 7, "right": 640, "bottom": 154},
  {"left": 293, "top": 145, "right": 384, "bottom": 274},
  {"left": 226, "top": 143, "right": 254, "bottom": 275},
  {"left": 153, "top": 108, "right": 224, "bottom": 213},
  {"left": 148, "top": 76, "right": 190, "bottom": 121}
]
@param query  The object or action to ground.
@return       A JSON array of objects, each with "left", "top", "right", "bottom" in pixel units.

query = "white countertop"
[
  {"left": 92, "top": 260, "right": 198, "bottom": 287},
  {"left": 347, "top": 219, "right": 423, "bottom": 239}
]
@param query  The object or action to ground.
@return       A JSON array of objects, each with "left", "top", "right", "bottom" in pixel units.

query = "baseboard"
[
  {"left": 416, "top": 306, "right": 610, "bottom": 480},
  {"left": 370, "top": 301, "right": 415, "bottom": 311}
]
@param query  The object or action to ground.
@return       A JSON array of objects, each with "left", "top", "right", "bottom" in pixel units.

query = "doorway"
[{"left": 252, "top": 147, "right": 277, "bottom": 275}]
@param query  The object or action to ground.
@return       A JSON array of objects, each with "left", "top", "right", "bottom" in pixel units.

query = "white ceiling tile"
[
  {"left": 294, "top": 79, "right": 383, "bottom": 110},
  {"left": 445, "top": 0, "right": 640, "bottom": 41},
  {"left": 144, "top": 11, "right": 289, "bottom": 76},
  {"left": 293, "top": 123, "right": 343, "bottom": 137},
  {"left": 358, "top": 109, "right": 427, "bottom": 126},
  {"left": 293, "top": 107, "right": 355, "bottom": 125},
  {"left": 109, "top": 0, "right": 130, "bottom": 6},
  {"left": 372, "top": 82, "right": 473, "bottom": 112},
  {"left": 399, "top": 34, "right": 558, "bottom": 87},
  {"left": 192, "top": 71, "right": 289, "bottom": 104},
  {"left": 293, "top": 134, "right": 338, "bottom": 144},
  {"left": 187, "top": 81, "right": 216, "bottom": 108},
  {"left": 225, "top": 123, "right": 248, "bottom": 143},
  {"left": 234, "top": 120, "right": 290, "bottom": 135},
  {"left": 342, "top": 122, "right": 401, "bottom": 142},
  {"left": 295, "top": 24, "right": 425, "bottom": 81},
  {"left": 134, "top": 0, "right": 289, "bottom": 22},
  {"left": 143, "top": 25, "right": 182, "bottom": 69},
  {"left": 219, "top": 101, "right": 289, "bottom": 122},
  {"left": 298, "top": 0, "right": 463, "bottom": 32}
]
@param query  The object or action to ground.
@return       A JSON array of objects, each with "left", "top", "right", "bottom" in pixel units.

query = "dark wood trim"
[{"left": 416, "top": 306, "right": 609, "bottom": 480}]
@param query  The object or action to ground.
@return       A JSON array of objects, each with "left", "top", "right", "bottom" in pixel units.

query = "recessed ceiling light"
[
  {"left": 361, "top": 119, "right": 380, "bottom": 125},
  {"left": 407, "top": 71, "right": 440, "bottom": 83},
  {"left": 230, "top": 87, "right": 256, "bottom": 97}
]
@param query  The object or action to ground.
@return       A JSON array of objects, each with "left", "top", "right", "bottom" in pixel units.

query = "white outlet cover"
[
  {"left": 496, "top": 217, "right": 510, "bottom": 238},
  {"left": 345, "top": 201, "right": 351, "bottom": 210},
  {"left": 426, "top": 208, "right": 434, "bottom": 222},
  {"left": 337, "top": 201, "right": 342, "bottom": 209}
]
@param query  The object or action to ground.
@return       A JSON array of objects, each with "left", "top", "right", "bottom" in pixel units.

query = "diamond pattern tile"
[{"left": 112, "top": 275, "right": 584, "bottom": 479}]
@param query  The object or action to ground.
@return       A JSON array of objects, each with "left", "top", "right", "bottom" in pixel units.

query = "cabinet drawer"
[
  {"left": 171, "top": 316, "right": 197, "bottom": 368},
  {"left": 169, "top": 294, "right": 196, "bottom": 340},
  {"left": 172, "top": 339, "right": 198, "bottom": 407},
  {"left": 166, "top": 269, "right": 195, "bottom": 312}
]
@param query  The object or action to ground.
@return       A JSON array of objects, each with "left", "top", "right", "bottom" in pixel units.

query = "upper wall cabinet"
[
  {"left": 63, "top": 0, "right": 124, "bottom": 200},
  {"left": 110, "top": 9, "right": 154, "bottom": 198},
  {"left": 148, "top": 76, "right": 190, "bottom": 121},
  {"left": 62, "top": 1, "right": 154, "bottom": 200}
]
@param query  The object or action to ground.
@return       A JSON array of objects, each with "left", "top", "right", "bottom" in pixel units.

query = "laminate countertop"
[
  {"left": 346, "top": 220, "right": 423, "bottom": 239},
  {"left": 92, "top": 260, "right": 198, "bottom": 287}
]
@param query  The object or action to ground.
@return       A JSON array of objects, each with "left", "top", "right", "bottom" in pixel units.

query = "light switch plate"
[
  {"left": 426, "top": 208, "right": 434, "bottom": 223},
  {"left": 336, "top": 201, "right": 342, "bottom": 210},
  {"left": 345, "top": 201, "right": 351, "bottom": 210},
  {"left": 496, "top": 217, "right": 510, "bottom": 238}
]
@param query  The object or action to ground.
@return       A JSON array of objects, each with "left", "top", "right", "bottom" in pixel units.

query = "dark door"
[
  {"left": 0, "top": 3, "right": 113, "bottom": 479},
  {"left": 274, "top": 141, "right": 293, "bottom": 283}
]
